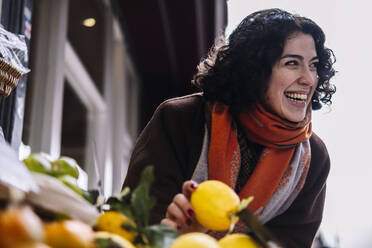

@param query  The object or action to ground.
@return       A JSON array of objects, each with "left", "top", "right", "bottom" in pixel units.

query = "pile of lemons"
[
  {"left": 3, "top": 155, "right": 264, "bottom": 248},
  {"left": 0, "top": 205, "right": 95, "bottom": 248},
  {"left": 0, "top": 205, "right": 138, "bottom": 248}
]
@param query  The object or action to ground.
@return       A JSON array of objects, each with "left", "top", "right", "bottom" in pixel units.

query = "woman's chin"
[{"left": 283, "top": 113, "right": 306, "bottom": 123}]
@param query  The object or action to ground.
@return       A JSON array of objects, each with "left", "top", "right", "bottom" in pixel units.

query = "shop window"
[{"left": 61, "top": 81, "right": 87, "bottom": 168}]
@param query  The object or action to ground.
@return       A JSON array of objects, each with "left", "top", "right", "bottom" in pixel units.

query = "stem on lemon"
[
  {"left": 228, "top": 196, "right": 254, "bottom": 234},
  {"left": 238, "top": 196, "right": 254, "bottom": 212},
  {"left": 228, "top": 212, "right": 237, "bottom": 234}
]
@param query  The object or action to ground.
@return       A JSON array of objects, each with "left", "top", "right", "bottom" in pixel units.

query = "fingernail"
[
  {"left": 191, "top": 183, "right": 198, "bottom": 189},
  {"left": 177, "top": 225, "right": 182, "bottom": 230},
  {"left": 186, "top": 218, "right": 193, "bottom": 226},
  {"left": 187, "top": 209, "right": 194, "bottom": 217}
]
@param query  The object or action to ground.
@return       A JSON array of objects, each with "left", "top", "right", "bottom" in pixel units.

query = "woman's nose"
[{"left": 298, "top": 67, "right": 317, "bottom": 86}]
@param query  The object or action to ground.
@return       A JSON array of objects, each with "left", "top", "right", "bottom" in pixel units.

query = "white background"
[{"left": 227, "top": 1, "right": 372, "bottom": 247}]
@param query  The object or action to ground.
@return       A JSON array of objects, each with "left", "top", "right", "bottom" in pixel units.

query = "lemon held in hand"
[
  {"left": 190, "top": 180, "right": 240, "bottom": 231},
  {"left": 171, "top": 232, "right": 220, "bottom": 248},
  {"left": 95, "top": 211, "right": 137, "bottom": 242},
  {"left": 218, "top": 233, "right": 261, "bottom": 248}
]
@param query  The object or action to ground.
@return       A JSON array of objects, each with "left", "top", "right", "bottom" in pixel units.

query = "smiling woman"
[
  {"left": 265, "top": 32, "right": 319, "bottom": 122},
  {"left": 123, "top": 8, "right": 336, "bottom": 248}
]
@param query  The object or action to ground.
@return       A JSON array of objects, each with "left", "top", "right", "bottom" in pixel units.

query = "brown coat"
[{"left": 123, "top": 93, "right": 330, "bottom": 248}]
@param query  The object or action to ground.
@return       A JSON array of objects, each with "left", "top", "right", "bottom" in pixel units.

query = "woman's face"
[{"left": 263, "top": 32, "right": 318, "bottom": 122}]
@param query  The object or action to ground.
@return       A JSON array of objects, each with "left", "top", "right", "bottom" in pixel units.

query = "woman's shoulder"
[
  {"left": 309, "top": 132, "right": 329, "bottom": 159},
  {"left": 158, "top": 93, "right": 205, "bottom": 111},
  {"left": 308, "top": 132, "right": 330, "bottom": 179},
  {"left": 153, "top": 93, "right": 206, "bottom": 121}
]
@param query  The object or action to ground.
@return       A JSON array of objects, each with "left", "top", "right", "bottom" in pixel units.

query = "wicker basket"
[{"left": 0, "top": 57, "right": 22, "bottom": 97}]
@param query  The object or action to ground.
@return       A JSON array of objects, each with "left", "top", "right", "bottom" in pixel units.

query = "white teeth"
[{"left": 285, "top": 92, "right": 307, "bottom": 101}]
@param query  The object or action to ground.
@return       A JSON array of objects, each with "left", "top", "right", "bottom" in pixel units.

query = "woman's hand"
[{"left": 160, "top": 180, "right": 207, "bottom": 234}]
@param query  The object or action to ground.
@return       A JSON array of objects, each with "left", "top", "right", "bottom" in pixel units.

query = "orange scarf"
[{"left": 208, "top": 103, "right": 312, "bottom": 215}]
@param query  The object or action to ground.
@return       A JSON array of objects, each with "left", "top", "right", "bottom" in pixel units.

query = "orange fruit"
[
  {"left": 0, "top": 206, "right": 44, "bottom": 247},
  {"left": 44, "top": 219, "right": 94, "bottom": 248}
]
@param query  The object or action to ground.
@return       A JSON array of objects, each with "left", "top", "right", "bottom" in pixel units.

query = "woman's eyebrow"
[{"left": 280, "top": 54, "right": 319, "bottom": 61}]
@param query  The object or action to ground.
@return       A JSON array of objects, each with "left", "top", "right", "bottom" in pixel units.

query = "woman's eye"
[
  {"left": 284, "top": 60, "right": 298, "bottom": 66},
  {"left": 309, "top": 62, "right": 319, "bottom": 71}
]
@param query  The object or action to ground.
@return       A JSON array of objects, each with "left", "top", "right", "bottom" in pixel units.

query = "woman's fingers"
[
  {"left": 182, "top": 180, "right": 198, "bottom": 199},
  {"left": 173, "top": 193, "right": 194, "bottom": 220},
  {"left": 164, "top": 182, "right": 207, "bottom": 234},
  {"left": 166, "top": 197, "right": 189, "bottom": 226},
  {"left": 161, "top": 218, "right": 180, "bottom": 231},
  {"left": 166, "top": 193, "right": 194, "bottom": 224}
]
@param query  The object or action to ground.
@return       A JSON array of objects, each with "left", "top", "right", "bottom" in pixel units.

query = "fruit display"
[
  {"left": 0, "top": 145, "right": 280, "bottom": 248},
  {"left": 96, "top": 166, "right": 178, "bottom": 248}
]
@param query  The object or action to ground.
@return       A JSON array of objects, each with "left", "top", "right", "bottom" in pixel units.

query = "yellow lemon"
[
  {"left": 95, "top": 211, "right": 137, "bottom": 242},
  {"left": 171, "top": 232, "right": 220, "bottom": 248},
  {"left": 94, "top": 231, "right": 135, "bottom": 248},
  {"left": 218, "top": 233, "right": 261, "bottom": 248},
  {"left": 190, "top": 180, "right": 240, "bottom": 231},
  {"left": 44, "top": 220, "right": 94, "bottom": 248}
]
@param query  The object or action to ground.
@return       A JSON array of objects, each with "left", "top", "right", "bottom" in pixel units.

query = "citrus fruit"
[
  {"left": 23, "top": 153, "right": 52, "bottom": 175},
  {"left": 190, "top": 180, "right": 240, "bottom": 231},
  {"left": 94, "top": 231, "right": 135, "bottom": 248},
  {"left": 171, "top": 232, "right": 220, "bottom": 248},
  {"left": 0, "top": 206, "right": 44, "bottom": 247},
  {"left": 95, "top": 211, "right": 137, "bottom": 242},
  {"left": 51, "top": 156, "right": 80, "bottom": 178},
  {"left": 44, "top": 219, "right": 94, "bottom": 248},
  {"left": 11, "top": 242, "right": 51, "bottom": 248},
  {"left": 57, "top": 174, "right": 83, "bottom": 196},
  {"left": 218, "top": 233, "right": 261, "bottom": 248}
]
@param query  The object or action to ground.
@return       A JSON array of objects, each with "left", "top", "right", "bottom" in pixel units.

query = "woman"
[{"left": 123, "top": 8, "right": 336, "bottom": 247}]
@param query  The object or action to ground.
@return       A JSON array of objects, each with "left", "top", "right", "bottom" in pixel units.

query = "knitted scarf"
[{"left": 208, "top": 102, "right": 312, "bottom": 217}]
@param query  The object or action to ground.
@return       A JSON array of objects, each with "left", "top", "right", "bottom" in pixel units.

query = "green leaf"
[
  {"left": 130, "top": 166, "right": 156, "bottom": 227},
  {"left": 142, "top": 224, "right": 178, "bottom": 248}
]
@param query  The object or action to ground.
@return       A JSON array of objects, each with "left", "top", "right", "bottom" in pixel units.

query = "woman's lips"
[{"left": 284, "top": 92, "right": 307, "bottom": 107}]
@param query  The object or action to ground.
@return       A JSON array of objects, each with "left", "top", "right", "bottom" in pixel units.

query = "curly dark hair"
[{"left": 192, "top": 8, "right": 336, "bottom": 114}]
